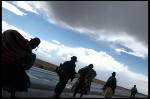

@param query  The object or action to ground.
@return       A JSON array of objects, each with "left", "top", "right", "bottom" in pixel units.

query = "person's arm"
[
  {"left": 30, "top": 53, "right": 36, "bottom": 66},
  {"left": 112, "top": 78, "right": 117, "bottom": 94},
  {"left": 92, "top": 70, "right": 97, "bottom": 78},
  {"left": 134, "top": 88, "right": 138, "bottom": 93},
  {"left": 22, "top": 53, "right": 36, "bottom": 70},
  {"left": 70, "top": 65, "right": 76, "bottom": 82},
  {"left": 131, "top": 87, "right": 133, "bottom": 91},
  {"left": 102, "top": 77, "right": 110, "bottom": 91},
  {"left": 102, "top": 82, "right": 108, "bottom": 91},
  {"left": 78, "top": 67, "right": 84, "bottom": 74}
]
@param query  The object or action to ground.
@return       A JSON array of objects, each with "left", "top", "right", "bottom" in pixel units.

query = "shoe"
[{"left": 53, "top": 94, "right": 60, "bottom": 98}]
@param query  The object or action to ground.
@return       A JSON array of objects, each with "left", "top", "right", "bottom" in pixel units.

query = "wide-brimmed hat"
[
  {"left": 88, "top": 64, "right": 93, "bottom": 68},
  {"left": 71, "top": 56, "right": 77, "bottom": 61},
  {"left": 112, "top": 72, "right": 116, "bottom": 75}
]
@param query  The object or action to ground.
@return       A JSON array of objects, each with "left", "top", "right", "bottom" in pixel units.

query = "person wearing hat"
[
  {"left": 72, "top": 64, "right": 97, "bottom": 98},
  {"left": 103, "top": 72, "right": 117, "bottom": 98},
  {"left": 54, "top": 56, "right": 77, "bottom": 97}
]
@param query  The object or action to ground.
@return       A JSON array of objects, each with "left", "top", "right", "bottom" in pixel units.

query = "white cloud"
[
  {"left": 5, "top": 1, "right": 147, "bottom": 59},
  {"left": 28, "top": 1, "right": 148, "bottom": 59},
  {"left": 115, "top": 47, "right": 146, "bottom": 59},
  {"left": 27, "top": 1, "right": 57, "bottom": 24},
  {"left": 2, "top": 20, "right": 32, "bottom": 40},
  {"left": 54, "top": 26, "right": 147, "bottom": 59},
  {"left": 51, "top": 40, "right": 61, "bottom": 45},
  {"left": 2, "top": 20, "right": 148, "bottom": 95},
  {"left": 12, "top": 1, "right": 39, "bottom": 15},
  {"left": 50, "top": 23, "right": 148, "bottom": 59},
  {"left": 2, "top": 1, "right": 26, "bottom": 16},
  {"left": 106, "top": 34, "right": 148, "bottom": 59}
]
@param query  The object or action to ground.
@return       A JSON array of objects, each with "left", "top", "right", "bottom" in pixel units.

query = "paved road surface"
[{"left": 2, "top": 66, "right": 147, "bottom": 98}]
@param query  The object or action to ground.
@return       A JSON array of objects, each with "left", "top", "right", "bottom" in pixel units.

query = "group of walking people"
[
  {"left": 2, "top": 29, "right": 138, "bottom": 98},
  {"left": 55, "top": 57, "right": 97, "bottom": 98},
  {"left": 54, "top": 55, "right": 116, "bottom": 98},
  {"left": 55, "top": 56, "right": 138, "bottom": 98}
]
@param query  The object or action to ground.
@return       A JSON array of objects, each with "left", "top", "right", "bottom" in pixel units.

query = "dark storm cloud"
[{"left": 46, "top": 1, "right": 148, "bottom": 45}]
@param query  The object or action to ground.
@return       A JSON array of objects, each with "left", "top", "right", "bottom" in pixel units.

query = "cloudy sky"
[{"left": 2, "top": 1, "right": 148, "bottom": 95}]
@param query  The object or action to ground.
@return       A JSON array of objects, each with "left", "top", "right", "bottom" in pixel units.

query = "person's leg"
[
  {"left": 109, "top": 88, "right": 114, "bottom": 98},
  {"left": 130, "top": 93, "right": 133, "bottom": 98},
  {"left": 73, "top": 87, "right": 78, "bottom": 97},
  {"left": 73, "top": 80, "right": 83, "bottom": 97},
  {"left": 54, "top": 82, "right": 60, "bottom": 94},
  {"left": 10, "top": 88, "right": 16, "bottom": 98},
  {"left": 80, "top": 93, "right": 83, "bottom": 98},
  {"left": 54, "top": 76, "right": 62, "bottom": 95},
  {"left": 54, "top": 77, "right": 68, "bottom": 97},
  {"left": 133, "top": 93, "right": 136, "bottom": 98},
  {"left": 104, "top": 87, "right": 112, "bottom": 98},
  {"left": 80, "top": 83, "right": 86, "bottom": 98},
  {"left": 80, "top": 86, "right": 85, "bottom": 98},
  {"left": 73, "top": 83, "right": 79, "bottom": 97}
]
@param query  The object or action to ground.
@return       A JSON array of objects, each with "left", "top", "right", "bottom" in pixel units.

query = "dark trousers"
[
  {"left": 54, "top": 76, "right": 69, "bottom": 96},
  {"left": 130, "top": 92, "right": 136, "bottom": 98}
]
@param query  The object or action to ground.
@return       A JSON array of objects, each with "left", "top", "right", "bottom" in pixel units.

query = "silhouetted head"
[
  {"left": 88, "top": 64, "right": 94, "bottom": 68},
  {"left": 112, "top": 72, "right": 116, "bottom": 77},
  {"left": 134, "top": 85, "right": 136, "bottom": 87},
  {"left": 71, "top": 56, "right": 77, "bottom": 62},
  {"left": 29, "top": 37, "right": 41, "bottom": 49}
]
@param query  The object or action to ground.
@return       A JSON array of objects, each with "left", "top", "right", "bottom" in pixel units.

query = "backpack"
[
  {"left": 131, "top": 87, "right": 137, "bottom": 93},
  {"left": 56, "top": 61, "right": 76, "bottom": 79},
  {"left": 55, "top": 63, "right": 64, "bottom": 76}
]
